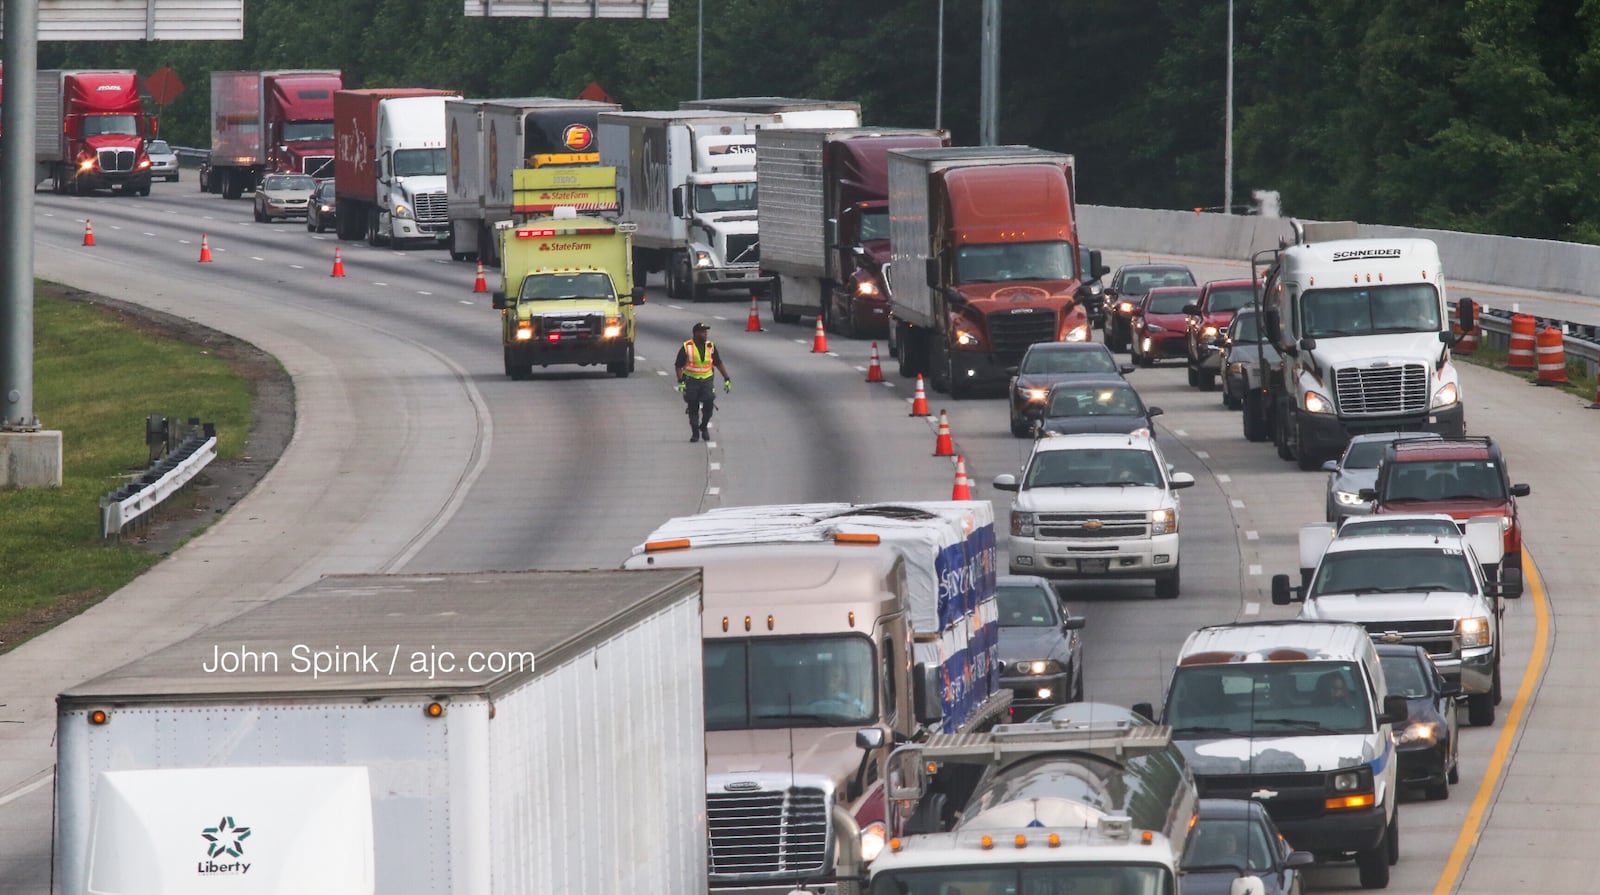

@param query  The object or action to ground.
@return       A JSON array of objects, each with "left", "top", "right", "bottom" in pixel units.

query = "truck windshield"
[
  {"left": 859, "top": 208, "right": 890, "bottom": 242},
  {"left": 1167, "top": 661, "right": 1372, "bottom": 737},
  {"left": 703, "top": 636, "right": 876, "bottom": 730},
  {"left": 83, "top": 115, "right": 140, "bottom": 137},
  {"left": 518, "top": 272, "right": 615, "bottom": 302},
  {"left": 393, "top": 148, "right": 448, "bottom": 177},
  {"left": 1025, "top": 448, "right": 1162, "bottom": 489},
  {"left": 693, "top": 181, "right": 758, "bottom": 214},
  {"left": 1299, "top": 282, "right": 1440, "bottom": 338},
  {"left": 956, "top": 241, "right": 1073, "bottom": 284},
  {"left": 1310, "top": 548, "right": 1475, "bottom": 597},
  {"left": 282, "top": 121, "right": 334, "bottom": 142},
  {"left": 870, "top": 864, "right": 1171, "bottom": 895}
]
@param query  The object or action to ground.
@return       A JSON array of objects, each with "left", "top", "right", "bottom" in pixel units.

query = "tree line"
[{"left": 40, "top": 0, "right": 1600, "bottom": 244}]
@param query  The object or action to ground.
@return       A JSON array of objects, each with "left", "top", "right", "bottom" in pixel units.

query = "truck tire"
[
  {"left": 1466, "top": 691, "right": 1495, "bottom": 727},
  {"left": 503, "top": 348, "right": 530, "bottom": 381},
  {"left": 1187, "top": 364, "right": 1199, "bottom": 387},
  {"left": 1198, "top": 368, "right": 1217, "bottom": 391},
  {"left": 1492, "top": 657, "right": 1502, "bottom": 705},
  {"left": 366, "top": 209, "right": 385, "bottom": 248},
  {"left": 1356, "top": 838, "right": 1390, "bottom": 889},
  {"left": 771, "top": 280, "right": 799, "bottom": 323},
  {"left": 1275, "top": 406, "right": 1296, "bottom": 461},
  {"left": 608, "top": 345, "right": 634, "bottom": 378},
  {"left": 223, "top": 171, "right": 243, "bottom": 200},
  {"left": 1242, "top": 392, "right": 1268, "bottom": 441},
  {"left": 1154, "top": 566, "right": 1180, "bottom": 599}
]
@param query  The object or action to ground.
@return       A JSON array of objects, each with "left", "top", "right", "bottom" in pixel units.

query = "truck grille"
[
  {"left": 97, "top": 149, "right": 134, "bottom": 173},
  {"left": 1361, "top": 621, "right": 1459, "bottom": 659},
  {"left": 1334, "top": 364, "right": 1428, "bottom": 416},
  {"left": 726, "top": 235, "right": 760, "bottom": 266},
  {"left": 411, "top": 191, "right": 448, "bottom": 225},
  {"left": 986, "top": 310, "right": 1058, "bottom": 360},
  {"left": 534, "top": 314, "right": 602, "bottom": 340},
  {"left": 303, "top": 156, "right": 334, "bottom": 178},
  {"left": 1197, "top": 772, "right": 1329, "bottom": 822},
  {"left": 706, "top": 787, "right": 828, "bottom": 877},
  {"left": 1036, "top": 512, "right": 1148, "bottom": 540}
]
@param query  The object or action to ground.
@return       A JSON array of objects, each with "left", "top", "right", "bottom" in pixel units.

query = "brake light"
[
  {"left": 516, "top": 228, "right": 556, "bottom": 239},
  {"left": 546, "top": 332, "right": 561, "bottom": 342}
]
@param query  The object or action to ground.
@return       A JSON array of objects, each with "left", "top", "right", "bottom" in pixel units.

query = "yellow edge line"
[{"left": 1431, "top": 546, "right": 1552, "bottom": 895}]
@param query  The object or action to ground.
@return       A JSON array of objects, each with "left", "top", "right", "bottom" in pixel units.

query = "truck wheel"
[
  {"left": 608, "top": 345, "right": 634, "bottom": 378},
  {"left": 771, "top": 281, "right": 798, "bottom": 323},
  {"left": 1187, "top": 364, "right": 1199, "bottom": 387},
  {"left": 223, "top": 171, "right": 243, "bottom": 200},
  {"left": 1242, "top": 392, "right": 1268, "bottom": 442},
  {"left": 503, "top": 348, "right": 531, "bottom": 381},
  {"left": 1466, "top": 692, "right": 1495, "bottom": 727},
  {"left": 367, "top": 210, "right": 385, "bottom": 248},
  {"left": 1154, "top": 566, "right": 1180, "bottom": 599},
  {"left": 946, "top": 353, "right": 969, "bottom": 399},
  {"left": 1356, "top": 839, "right": 1391, "bottom": 889},
  {"left": 1275, "top": 407, "right": 1296, "bottom": 461},
  {"left": 136, "top": 183, "right": 150, "bottom": 197},
  {"left": 1199, "top": 368, "right": 1217, "bottom": 391},
  {"left": 896, "top": 324, "right": 916, "bottom": 377},
  {"left": 1492, "top": 658, "right": 1502, "bottom": 705}
]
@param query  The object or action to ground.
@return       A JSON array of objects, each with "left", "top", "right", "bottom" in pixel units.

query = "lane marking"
[
  {"left": 655, "top": 370, "right": 668, "bottom": 376},
  {"left": 289, "top": 264, "right": 304, "bottom": 270},
  {"left": 1230, "top": 499, "right": 1245, "bottom": 508},
  {"left": 1217, "top": 474, "right": 1232, "bottom": 483},
  {"left": 143, "top": 232, "right": 155, "bottom": 237},
  {"left": 1195, "top": 450, "right": 1211, "bottom": 459},
  {"left": 0, "top": 771, "right": 51, "bottom": 808},
  {"left": 713, "top": 315, "right": 726, "bottom": 321},
  {"left": 1248, "top": 564, "right": 1262, "bottom": 576},
  {"left": 1432, "top": 546, "right": 1552, "bottom": 895},
  {"left": 707, "top": 486, "right": 721, "bottom": 495},
  {"left": 418, "top": 291, "right": 433, "bottom": 296},
  {"left": 1245, "top": 530, "right": 1259, "bottom": 541},
  {"left": 709, "top": 462, "right": 722, "bottom": 471},
  {"left": 854, "top": 366, "right": 867, "bottom": 372},
  {"left": 373, "top": 282, "right": 388, "bottom": 286},
  {"left": 668, "top": 304, "right": 684, "bottom": 310},
  {"left": 459, "top": 300, "right": 474, "bottom": 305},
  {"left": 1174, "top": 429, "right": 1189, "bottom": 437},
  {"left": 251, "top": 256, "right": 265, "bottom": 262},
  {"left": 1244, "top": 602, "right": 1260, "bottom": 616},
  {"left": 706, "top": 441, "right": 717, "bottom": 448}
]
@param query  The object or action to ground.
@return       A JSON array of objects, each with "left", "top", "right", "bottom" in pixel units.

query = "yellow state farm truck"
[{"left": 491, "top": 166, "right": 643, "bottom": 379}]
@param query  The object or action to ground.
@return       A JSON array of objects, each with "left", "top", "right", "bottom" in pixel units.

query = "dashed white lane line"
[
  {"left": 373, "top": 282, "right": 387, "bottom": 286},
  {"left": 713, "top": 315, "right": 727, "bottom": 321},
  {"left": 1244, "top": 603, "right": 1261, "bottom": 616},
  {"left": 251, "top": 256, "right": 265, "bottom": 262},
  {"left": 854, "top": 366, "right": 867, "bottom": 372},
  {"left": 1230, "top": 499, "right": 1245, "bottom": 508},
  {"left": 143, "top": 232, "right": 156, "bottom": 237},
  {"left": 1216, "top": 474, "right": 1232, "bottom": 483},
  {"left": 1245, "top": 530, "right": 1259, "bottom": 541},
  {"left": 1195, "top": 450, "right": 1210, "bottom": 459},
  {"left": 289, "top": 264, "right": 304, "bottom": 270},
  {"left": 707, "top": 486, "right": 721, "bottom": 495},
  {"left": 706, "top": 441, "right": 717, "bottom": 448},
  {"left": 1174, "top": 429, "right": 1189, "bottom": 437},
  {"left": 418, "top": 291, "right": 433, "bottom": 296},
  {"left": 459, "top": 300, "right": 474, "bottom": 305},
  {"left": 709, "top": 462, "right": 722, "bottom": 471},
  {"left": 668, "top": 304, "right": 684, "bottom": 310},
  {"left": 656, "top": 370, "right": 668, "bottom": 376},
  {"left": 1248, "top": 564, "right": 1262, "bottom": 576}
]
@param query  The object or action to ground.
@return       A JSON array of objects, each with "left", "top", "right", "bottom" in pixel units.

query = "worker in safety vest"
[{"left": 674, "top": 322, "right": 732, "bottom": 443}]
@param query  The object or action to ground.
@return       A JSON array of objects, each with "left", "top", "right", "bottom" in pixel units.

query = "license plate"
[{"left": 1078, "top": 559, "right": 1108, "bottom": 573}]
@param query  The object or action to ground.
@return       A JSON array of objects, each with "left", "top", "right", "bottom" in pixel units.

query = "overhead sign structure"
[
  {"left": 463, "top": 0, "right": 667, "bottom": 18},
  {"left": 0, "top": 0, "right": 244, "bottom": 40}
]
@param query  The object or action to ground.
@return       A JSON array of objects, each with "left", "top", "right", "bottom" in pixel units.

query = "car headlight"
[
  {"left": 860, "top": 821, "right": 888, "bottom": 863},
  {"left": 1130, "top": 427, "right": 1152, "bottom": 438},
  {"left": 1497, "top": 515, "right": 1512, "bottom": 532},
  {"left": 1432, "top": 382, "right": 1459, "bottom": 408},
  {"left": 603, "top": 318, "right": 623, "bottom": 339},
  {"left": 515, "top": 326, "right": 533, "bottom": 341},
  {"left": 319, "top": 204, "right": 333, "bottom": 213},
  {"left": 1203, "top": 325, "right": 1219, "bottom": 338},
  {"left": 1458, "top": 616, "right": 1490, "bottom": 648},
  {"left": 856, "top": 280, "right": 881, "bottom": 297},
  {"left": 1334, "top": 490, "right": 1367, "bottom": 506},
  {"left": 1064, "top": 324, "right": 1089, "bottom": 342},
  {"left": 1304, "top": 391, "right": 1333, "bottom": 414},
  {"left": 1331, "top": 771, "right": 1363, "bottom": 793},
  {"left": 1118, "top": 301, "right": 1134, "bottom": 313},
  {"left": 954, "top": 328, "right": 980, "bottom": 347},
  {"left": 1396, "top": 722, "right": 1437, "bottom": 745},
  {"left": 1025, "top": 388, "right": 1048, "bottom": 402},
  {"left": 1011, "top": 511, "right": 1035, "bottom": 537},
  {"left": 1146, "top": 323, "right": 1166, "bottom": 333},
  {"left": 695, "top": 251, "right": 712, "bottom": 268},
  {"left": 1150, "top": 507, "right": 1177, "bottom": 535},
  {"left": 1014, "top": 660, "right": 1063, "bottom": 675}
]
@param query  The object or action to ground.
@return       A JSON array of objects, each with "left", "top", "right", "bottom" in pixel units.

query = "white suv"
[{"left": 993, "top": 433, "right": 1194, "bottom": 598}]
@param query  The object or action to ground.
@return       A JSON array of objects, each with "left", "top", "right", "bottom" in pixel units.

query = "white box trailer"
[{"left": 54, "top": 569, "right": 706, "bottom": 895}]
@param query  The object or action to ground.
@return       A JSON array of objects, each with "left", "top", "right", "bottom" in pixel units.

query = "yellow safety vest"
[{"left": 683, "top": 340, "right": 715, "bottom": 378}]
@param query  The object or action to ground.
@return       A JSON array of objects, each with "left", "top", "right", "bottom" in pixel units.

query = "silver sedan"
[{"left": 1323, "top": 431, "right": 1443, "bottom": 521}]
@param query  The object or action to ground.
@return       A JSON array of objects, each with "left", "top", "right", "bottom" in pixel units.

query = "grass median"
[{"left": 0, "top": 283, "right": 256, "bottom": 652}]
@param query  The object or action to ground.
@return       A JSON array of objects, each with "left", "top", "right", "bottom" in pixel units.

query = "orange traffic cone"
[
  {"left": 951, "top": 455, "right": 972, "bottom": 500},
  {"left": 745, "top": 293, "right": 763, "bottom": 332},
  {"left": 198, "top": 234, "right": 213, "bottom": 263},
  {"left": 331, "top": 246, "right": 347, "bottom": 278},
  {"left": 473, "top": 259, "right": 488, "bottom": 293},
  {"left": 909, "top": 374, "right": 930, "bottom": 417},
  {"left": 865, "top": 342, "right": 884, "bottom": 382},
  {"left": 83, "top": 219, "right": 95, "bottom": 247},
  {"left": 933, "top": 409, "right": 955, "bottom": 456},
  {"left": 811, "top": 317, "right": 829, "bottom": 353}
]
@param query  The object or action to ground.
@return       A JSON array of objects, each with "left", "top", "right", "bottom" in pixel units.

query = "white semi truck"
[
  {"left": 54, "top": 569, "right": 706, "bottom": 895},
  {"left": 333, "top": 88, "right": 461, "bottom": 247}
]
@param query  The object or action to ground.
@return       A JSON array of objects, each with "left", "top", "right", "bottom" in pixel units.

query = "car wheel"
[
  {"left": 1425, "top": 776, "right": 1450, "bottom": 801},
  {"left": 1243, "top": 391, "right": 1269, "bottom": 442},
  {"left": 253, "top": 205, "right": 266, "bottom": 223},
  {"left": 1072, "top": 670, "right": 1085, "bottom": 702},
  {"left": 1467, "top": 692, "right": 1496, "bottom": 727},
  {"left": 1154, "top": 566, "right": 1180, "bottom": 599},
  {"left": 307, "top": 219, "right": 315, "bottom": 232},
  {"left": 1448, "top": 761, "right": 1460, "bottom": 785},
  {"left": 1187, "top": 364, "right": 1199, "bottom": 387},
  {"left": 1199, "top": 368, "right": 1218, "bottom": 391},
  {"left": 1010, "top": 411, "right": 1030, "bottom": 438},
  {"left": 1491, "top": 658, "right": 1502, "bottom": 706}
]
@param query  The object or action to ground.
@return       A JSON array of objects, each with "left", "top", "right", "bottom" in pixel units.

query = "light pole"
[
  {"left": 696, "top": 0, "right": 704, "bottom": 100},
  {"left": 979, "top": 0, "right": 999, "bottom": 146},
  {"left": 1224, "top": 0, "right": 1233, "bottom": 214},
  {"left": 934, "top": 0, "right": 944, "bottom": 130}
]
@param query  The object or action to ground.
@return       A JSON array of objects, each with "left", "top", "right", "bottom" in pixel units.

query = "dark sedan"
[
  {"left": 1219, "top": 307, "right": 1282, "bottom": 414},
  {"left": 1036, "top": 377, "right": 1163, "bottom": 438},
  {"left": 306, "top": 179, "right": 337, "bottom": 234},
  {"left": 1007, "top": 342, "right": 1134, "bottom": 437},
  {"left": 1377, "top": 643, "right": 1460, "bottom": 800},
  {"left": 1103, "top": 263, "right": 1196, "bottom": 352},
  {"left": 1181, "top": 798, "right": 1313, "bottom": 895},
  {"left": 995, "top": 574, "right": 1085, "bottom": 718}
]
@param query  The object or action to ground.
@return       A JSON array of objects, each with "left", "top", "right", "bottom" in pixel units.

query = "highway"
[{"left": 0, "top": 183, "right": 1591, "bottom": 893}]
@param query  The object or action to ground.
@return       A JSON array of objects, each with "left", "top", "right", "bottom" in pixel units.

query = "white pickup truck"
[{"left": 1273, "top": 516, "right": 1521, "bottom": 727}]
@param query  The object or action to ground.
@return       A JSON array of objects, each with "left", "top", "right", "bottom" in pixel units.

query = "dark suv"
[{"left": 1362, "top": 436, "right": 1530, "bottom": 571}]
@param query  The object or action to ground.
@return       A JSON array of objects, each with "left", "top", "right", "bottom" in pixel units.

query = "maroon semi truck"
[
  {"left": 757, "top": 127, "right": 951, "bottom": 337},
  {"left": 206, "top": 70, "right": 343, "bottom": 199},
  {"left": 34, "top": 70, "right": 153, "bottom": 196}
]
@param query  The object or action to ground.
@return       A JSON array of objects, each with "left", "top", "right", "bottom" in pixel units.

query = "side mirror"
[
  {"left": 851, "top": 244, "right": 866, "bottom": 258},
  {"left": 1497, "top": 567, "right": 1524, "bottom": 599},
  {"left": 1169, "top": 472, "right": 1195, "bottom": 489},
  {"left": 855, "top": 728, "right": 886, "bottom": 750},
  {"left": 1457, "top": 297, "right": 1477, "bottom": 332},
  {"left": 1131, "top": 702, "right": 1155, "bottom": 722},
  {"left": 925, "top": 258, "right": 940, "bottom": 289},
  {"left": 1120, "top": 365, "right": 1135, "bottom": 374},
  {"left": 1377, "top": 693, "right": 1409, "bottom": 726},
  {"left": 1285, "top": 851, "right": 1315, "bottom": 870},
  {"left": 671, "top": 185, "right": 685, "bottom": 218},
  {"left": 1005, "top": 366, "right": 1019, "bottom": 377},
  {"left": 1183, "top": 303, "right": 1201, "bottom": 316},
  {"left": 1510, "top": 483, "right": 1530, "bottom": 497},
  {"left": 1439, "top": 330, "right": 1453, "bottom": 344},
  {"left": 1147, "top": 406, "right": 1164, "bottom": 418},
  {"left": 1439, "top": 680, "right": 1463, "bottom": 699},
  {"left": 631, "top": 286, "right": 646, "bottom": 305},
  {"left": 912, "top": 663, "right": 944, "bottom": 725},
  {"left": 1299, "top": 336, "right": 1318, "bottom": 351},
  {"left": 1321, "top": 459, "right": 1340, "bottom": 472},
  {"left": 1264, "top": 309, "right": 1283, "bottom": 344},
  {"left": 1271, "top": 573, "right": 1298, "bottom": 605},
  {"left": 886, "top": 745, "right": 928, "bottom": 801},
  {"left": 491, "top": 291, "right": 508, "bottom": 310},
  {"left": 1089, "top": 249, "right": 1106, "bottom": 279},
  {"left": 1357, "top": 488, "right": 1378, "bottom": 502},
  {"left": 992, "top": 474, "right": 1019, "bottom": 492},
  {"left": 1062, "top": 616, "right": 1086, "bottom": 631}
]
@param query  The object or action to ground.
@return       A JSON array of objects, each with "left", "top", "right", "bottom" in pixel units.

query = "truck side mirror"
[
  {"left": 1131, "top": 702, "right": 1155, "bottom": 722},
  {"left": 886, "top": 746, "right": 928, "bottom": 801},
  {"left": 491, "top": 291, "right": 508, "bottom": 310},
  {"left": 1377, "top": 694, "right": 1409, "bottom": 726},
  {"left": 1264, "top": 308, "right": 1282, "bottom": 344},
  {"left": 925, "top": 258, "right": 940, "bottom": 289},
  {"left": 1085, "top": 250, "right": 1105, "bottom": 279},
  {"left": 631, "top": 286, "right": 646, "bottom": 305},
  {"left": 912, "top": 663, "right": 944, "bottom": 725},
  {"left": 1497, "top": 567, "right": 1524, "bottom": 599},
  {"left": 1457, "top": 297, "right": 1477, "bottom": 332},
  {"left": 1299, "top": 336, "right": 1318, "bottom": 351},
  {"left": 992, "top": 474, "right": 1018, "bottom": 492},
  {"left": 1169, "top": 472, "right": 1195, "bottom": 489},
  {"left": 851, "top": 244, "right": 866, "bottom": 258},
  {"left": 855, "top": 728, "right": 885, "bottom": 751},
  {"left": 1270, "top": 573, "right": 1298, "bottom": 605},
  {"left": 671, "top": 185, "right": 685, "bottom": 218}
]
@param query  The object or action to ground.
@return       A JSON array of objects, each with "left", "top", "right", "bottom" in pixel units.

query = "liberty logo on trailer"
[{"left": 198, "top": 815, "right": 252, "bottom": 875}]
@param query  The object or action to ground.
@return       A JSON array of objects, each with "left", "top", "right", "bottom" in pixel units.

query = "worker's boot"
[
  {"left": 699, "top": 407, "right": 713, "bottom": 442},
  {"left": 688, "top": 407, "right": 701, "bottom": 443}
]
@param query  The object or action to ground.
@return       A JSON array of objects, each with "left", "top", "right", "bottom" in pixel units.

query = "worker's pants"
[{"left": 684, "top": 377, "right": 716, "bottom": 430}]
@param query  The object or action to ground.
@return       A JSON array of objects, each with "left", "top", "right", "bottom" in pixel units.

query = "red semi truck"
[
  {"left": 206, "top": 70, "right": 343, "bottom": 199},
  {"left": 34, "top": 70, "right": 153, "bottom": 196},
  {"left": 885, "top": 146, "right": 1099, "bottom": 397},
  {"left": 756, "top": 127, "right": 949, "bottom": 337}
]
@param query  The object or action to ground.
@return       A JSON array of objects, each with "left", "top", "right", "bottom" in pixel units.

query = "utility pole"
[
  {"left": 696, "top": 0, "right": 704, "bottom": 100},
  {"left": 979, "top": 0, "right": 999, "bottom": 146},
  {"left": 934, "top": 0, "right": 944, "bottom": 131},
  {"left": 1224, "top": 0, "right": 1234, "bottom": 214}
]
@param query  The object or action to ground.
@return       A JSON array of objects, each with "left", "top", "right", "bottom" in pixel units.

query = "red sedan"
[{"left": 1131, "top": 286, "right": 1201, "bottom": 367}]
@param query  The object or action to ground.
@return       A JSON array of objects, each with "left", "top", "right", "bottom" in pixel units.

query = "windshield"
[
  {"left": 1339, "top": 519, "right": 1460, "bottom": 538},
  {"left": 518, "top": 272, "right": 615, "bottom": 302},
  {"left": 1182, "top": 815, "right": 1275, "bottom": 873},
  {"left": 1025, "top": 447, "right": 1162, "bottom": 489},
  {"left": 1047, "top": 385, "right": 1144, "bottom": 418},
  {"left": 316, "top": 181, "right": 336, "bottom": 201},
  {"left": 1147, "top": 290, "right": 1199, "bottom": 314},
  {"left": 1311, "top": 547, "right": 1475, "bottom": 596},
  {"left": 1379, "top": 653, "right": 1431, "bottom": 698},
  {"left": 1167, "top": 661, "right": 1372, "bottom": 737},
  {"left": 694, "top": 181, "right": 758, "bottom": 214},
  {"left": 1382, "top": 459, "right": 1505, "bottom": 502},
  {"left": 859, "top": 208, "right": 889, "bottom": 242},
  {"left": 957, "top": 241, "right": 1073, "bottom": 284},
  {"left": 703, "top": 636, "right": 876, "bottom": 730},
  {"left": 1119, "top": 269, "right": 1195, "bottom": 295},
  {"left": 1342, "top": 441, "right": 1393, "bottom": 469},
  {"left": 1205, "top": 286, "right": 1255, "bottom": 313},
  {"left": 1020, "top": 347, "right": 1117, "bottom": 375},
  {"left": 1300, "top": 282, "right": 1441, "bottom": 338},
  {"left": 997, "top": 583, "right": 1059, "bottom": 627},
  {"left": 392, "top": 148, "right": 447, "bottom": 177},
  {"left": 84, "top": 114, "right": 140, "bottom": 137},
  {"left": 282, "top": 121, "right": 334, "bottom": 142},
  {"left": 265, "top": 174, "right": 315, "bottom": 192},
  {"left": 1229, "top": 313, "right": 1262, "bottom": 342},
  {"left": 870, "top": 864, "right": 1171, "bottom": 895},
  {"left": 147, "top": 140, "right": 171, "bottom": 153}
]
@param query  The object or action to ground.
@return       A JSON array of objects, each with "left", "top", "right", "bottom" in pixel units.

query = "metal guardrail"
[
  {"left": 171, "top": 145, "right": 209, "bottom": 167},
  {"left": 1466, "top": 301, "right": 1600, "bottom": 378},
  {"left": 99, "top": 417, "right": 217, "bottom": 540}
]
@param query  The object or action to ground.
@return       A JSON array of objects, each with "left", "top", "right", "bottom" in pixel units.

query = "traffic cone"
[
  {"left": 473, "top": 259, "right": 488, "bottom": 293},
  {"left": 811, "top": 316, "right": 829, "bottom": 353},
  {"left": 933, "top": 409, "right": 955, "bottom": 456},
  {"left": 909, "top": 374, "right": 930, "bottom": 417},
  {"left": 83, "top": 219, "right": 95, "bottom": 247},
  {"left": 331, "top": 246, "right": 347, "bottom": 278},
  {"left": 197, "top": 234, "right": 213, "bottom": 263},
  {"left": 951, "top": 455, "right": 972, "bottom": 500},
  {"left": 745, "top": 293, "right": 762, "bottom": 332},
  {"left": 1535, "top": 324, "right": 1568, "bottom": 385},
  {"left": 865, "top": 342, "right": 884, "bottom": 382}
]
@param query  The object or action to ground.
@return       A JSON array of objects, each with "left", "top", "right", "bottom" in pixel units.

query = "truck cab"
[
  {"left": 674, "top": 132, "right": 768, "bottom": 300},
  {"left": 40, "top": 70, "right": 154, "bottom": 196}
]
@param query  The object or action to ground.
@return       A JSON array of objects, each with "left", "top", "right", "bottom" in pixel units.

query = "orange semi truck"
[
  {"left": 885, "top": 147, "right": 1100, "bottom": 397},
  {"left": 34, "top": 70, "right": 154, "bottom": 196}
]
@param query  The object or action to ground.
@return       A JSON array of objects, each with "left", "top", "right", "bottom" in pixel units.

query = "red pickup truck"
[
  {"left": 1183, "top": 277, "right": 1258, "bottom": 390},
  {"left": 1362, "top": 437, "right": 1531, "bottom": 572}
]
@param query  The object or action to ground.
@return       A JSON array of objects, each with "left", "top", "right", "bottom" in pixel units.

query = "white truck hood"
[
  {"left": 394, "top": 174, "right": 446, "bottom": 195},
  {"left": 699, "top": 213, "right": 759, "bottom": 236},
  {"left": 1177, "top": 733, "right": 1380, "bottom": 775},
  {"left": 1306, "top": 331, "right": 1445, "bottom": 367},
  {"left": 1014, "top": 485, "right": 1171, "bottom": 514},
  {"left": 1302, "top": 591, "right": 1484, "bottom": 623}
]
